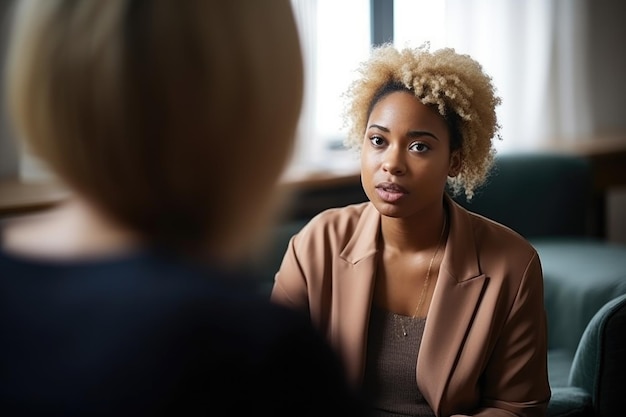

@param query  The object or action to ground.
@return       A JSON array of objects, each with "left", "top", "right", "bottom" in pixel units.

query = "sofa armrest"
[
  {"left": 569, "top": 293, "right": 626, "bottom": 417},
  {"left": 548, "top": 387, "right": 592, "bottom": 417}
]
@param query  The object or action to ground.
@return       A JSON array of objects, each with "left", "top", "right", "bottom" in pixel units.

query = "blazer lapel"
[
  {"left": 417, "top": 196, "right": 488, "bottom": 416},
  {"left": 334, "top": 203, "right": 381, "bottom": 385}
]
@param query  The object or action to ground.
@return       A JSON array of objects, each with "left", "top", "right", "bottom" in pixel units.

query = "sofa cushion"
[
  {"left": 531, "top": 239, "right": 626, "bottom": 355},
  {"left": 453, "top": 152, "right": 593, "bottom": 239},
  {"left": 548, "top": 349, "right": 574, "bottom": 388}
]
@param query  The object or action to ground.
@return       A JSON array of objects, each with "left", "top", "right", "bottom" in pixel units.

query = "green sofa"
[
  {"left": 548, "top": 293, "right": 626, "bottom": 417},
  {"left": 242, "top": 152, "right": 626, "bottom": 417}
]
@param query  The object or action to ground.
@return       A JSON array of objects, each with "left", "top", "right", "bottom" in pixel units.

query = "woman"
[
  {"left": 272, "top": 44, "right": 551, "bottom": 416},
  {"left": 0, "top": 1, "right": 365, "bottom": 415}
]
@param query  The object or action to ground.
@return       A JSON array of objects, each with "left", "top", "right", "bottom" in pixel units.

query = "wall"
[
  {"left": 0, "top": 0, "right": 17, "bottom": 179},
  {"left": 588, "top": 0, "right": 626, "bottom": 244},
  {"left": 589, "top": 0, "right": 626, "bottom": 132}
]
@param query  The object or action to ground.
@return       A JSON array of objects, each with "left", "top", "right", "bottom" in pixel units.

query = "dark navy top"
[{"left": 0, "top": 245, "right": 365, "bottom": 416}]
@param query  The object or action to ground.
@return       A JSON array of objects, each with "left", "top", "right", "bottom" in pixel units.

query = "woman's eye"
[
  {"left": 409, "top": 142, "right": 430, "bottom": 153},
  {"left": 369, "top": 136, "right": 385, "bottom": 147}
]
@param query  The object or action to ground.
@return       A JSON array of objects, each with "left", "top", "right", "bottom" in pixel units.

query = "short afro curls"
[{"left": 342, "top": 43, "right": 502, "bottom": 199}]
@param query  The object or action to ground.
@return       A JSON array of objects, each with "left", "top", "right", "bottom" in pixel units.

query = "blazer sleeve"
[
  {"left": 270, "top": 233, "right": 311, "bottom": 313},
  {"left": 460, "top": 252, "right": 551, "bottom": 417}
]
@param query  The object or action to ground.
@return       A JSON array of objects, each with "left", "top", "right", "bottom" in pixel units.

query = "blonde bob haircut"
[
  {"left": 343, "top": 44, "right": 501, "bottom": 199},
  {"left": 6, "top": 0, "right": 303, "bottom": 259}
]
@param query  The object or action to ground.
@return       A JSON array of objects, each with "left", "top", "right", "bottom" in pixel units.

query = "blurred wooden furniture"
[
  {"left": 0, "top": 178, "right": 70, "bottom": 218},
  {"left": 536, "top": 134, "right": 626, "bottom": 237},
  {"left": 537, "top": 133, "right": 626, "bottom": 190},
  {"left": 1, "top": 134, "right": 624, "bottom": 221}
]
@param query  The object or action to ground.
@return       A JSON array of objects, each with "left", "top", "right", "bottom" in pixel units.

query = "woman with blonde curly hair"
[{"left": 272, "top": 44, "right": 551, "bottom": 416}]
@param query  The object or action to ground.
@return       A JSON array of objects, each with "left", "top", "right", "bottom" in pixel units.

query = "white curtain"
[
  {"left": 288, "top": 0, "right": 318, "bottom": 172},
  {"left": 288, "top": 0, "right": 369, "bottom": 174},
  {"left": 440, "top": 0, "right": 593, "bottom": 151},
  {"left": 288, "top": 0, "right": 595, "bottom": 173}
]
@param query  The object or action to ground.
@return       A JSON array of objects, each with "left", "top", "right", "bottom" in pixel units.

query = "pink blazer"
[{"left": 271, "top": 196, "right": 551, "bottom": 417}]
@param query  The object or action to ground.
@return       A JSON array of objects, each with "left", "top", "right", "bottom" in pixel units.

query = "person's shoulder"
[
  {"left": 299, "top": 201, "right": 372, "bottom": 236},
  {"left": 169, "top": 290, "right": 367, "bottom": 416},
  {"left": 310, "top": 201, "right": 370, "bottom": 222},
  {"left": 288, "top": 202, "right": 374, "bottom": 252},
  {"left": 451, "top": 205, "right": 543, "bottom": 294},
  {"left": 0, "top": 249, "right": 365, "bottom": 416},
  {"left": 462, "top": 206, "right": 538, "bottom": 258}
]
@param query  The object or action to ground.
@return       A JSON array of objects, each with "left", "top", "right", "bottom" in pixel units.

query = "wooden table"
[{"left": 0, "top": 178, "right": 70, "bottom": 218}]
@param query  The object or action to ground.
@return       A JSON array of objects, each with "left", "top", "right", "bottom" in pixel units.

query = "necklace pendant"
[{"left": 402, "top": 329, "right": 408, "bottom": 337}]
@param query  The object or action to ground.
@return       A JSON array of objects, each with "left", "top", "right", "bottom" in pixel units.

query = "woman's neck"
[{"left": 379, "top": 203, "right": 448, "bottom": 255}]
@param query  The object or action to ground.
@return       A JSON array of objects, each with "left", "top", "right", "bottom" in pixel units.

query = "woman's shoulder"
[
  {"left": 0, "top": 248, "right": 363, "bottom": 415},
  {"left": 293, "top": 201, "right": 375, "bottom": 246},
  {"left": 450, "top": 203, "right": 543, "bottom": 294},
  {"left": 301, "top": 201, "right": 373, "bottom": 232},
  {"left": 456, "top": 202, "right": 539, "bottom": 260}
]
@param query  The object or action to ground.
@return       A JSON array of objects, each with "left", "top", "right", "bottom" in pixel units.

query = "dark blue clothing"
[{"left": 0, "top": 247, "right": 365, "bottom": 416}]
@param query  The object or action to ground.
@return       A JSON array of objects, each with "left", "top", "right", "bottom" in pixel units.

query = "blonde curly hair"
[{"left": 343, "top": 43, "right": 501, "bottom": 199}]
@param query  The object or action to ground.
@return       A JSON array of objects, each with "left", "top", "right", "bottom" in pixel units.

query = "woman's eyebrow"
[
  {"left": 368, "top": 124, "right": 440, "bottom": 141},
  {"left": 407, "top": 130, "right": 439, "bottom": 141},
  {"left": 367, "top": 123, "right": 389, "bottom": 132}
]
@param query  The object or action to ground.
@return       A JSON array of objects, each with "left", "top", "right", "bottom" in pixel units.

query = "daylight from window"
[
  {"left": 291, "top": 0, "right": 448, "bottom": 173},
  {"left": 394, "top": 0, "right": 447, "bottom": 50}
]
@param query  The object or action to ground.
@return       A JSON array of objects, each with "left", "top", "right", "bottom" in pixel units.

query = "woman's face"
[{"left": 360, "top": 90, "right": 458, "bottom": 219}]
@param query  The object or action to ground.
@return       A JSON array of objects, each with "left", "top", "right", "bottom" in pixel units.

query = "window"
[
  {"left": 290, "top": 0, "right": 593, "bottom": 175},
  {"left": 289, "top": 0, "right": 448, "bottom": 174},
  {"left": 394, "top": 0, "right": 446, "bottom": 50},
  {"left": 289, "top": 0, "right": 370, "bottom": 174}
]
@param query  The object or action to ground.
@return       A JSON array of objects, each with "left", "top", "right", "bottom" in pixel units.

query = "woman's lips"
[{"left": 375, "top": 182, "right": 408, "bottom": 203}]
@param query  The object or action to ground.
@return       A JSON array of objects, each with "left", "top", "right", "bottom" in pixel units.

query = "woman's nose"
[{"left": 382, "top": 148, "right": 406, "bottom": 175}]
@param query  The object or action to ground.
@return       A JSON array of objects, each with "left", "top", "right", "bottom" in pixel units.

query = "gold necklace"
[{"left": 398, "top": 213, "right": 447, "bottom": 337}]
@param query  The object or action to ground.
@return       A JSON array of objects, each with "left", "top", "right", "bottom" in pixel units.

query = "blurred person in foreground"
[
  {"left": 0, "top": 1, "right": 366, "bottom": 415},
  {"left": 271, "top": 44, "right": 551, "bottom": 417}
]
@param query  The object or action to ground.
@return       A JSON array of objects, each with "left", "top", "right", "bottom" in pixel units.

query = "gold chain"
[{"left": 412, "top": 213, "right": 447, "bottom": 318}]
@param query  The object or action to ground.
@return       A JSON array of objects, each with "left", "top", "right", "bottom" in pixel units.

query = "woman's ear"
[{"left": 448, "top": 150, "right": 462, "bottom": 177}]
